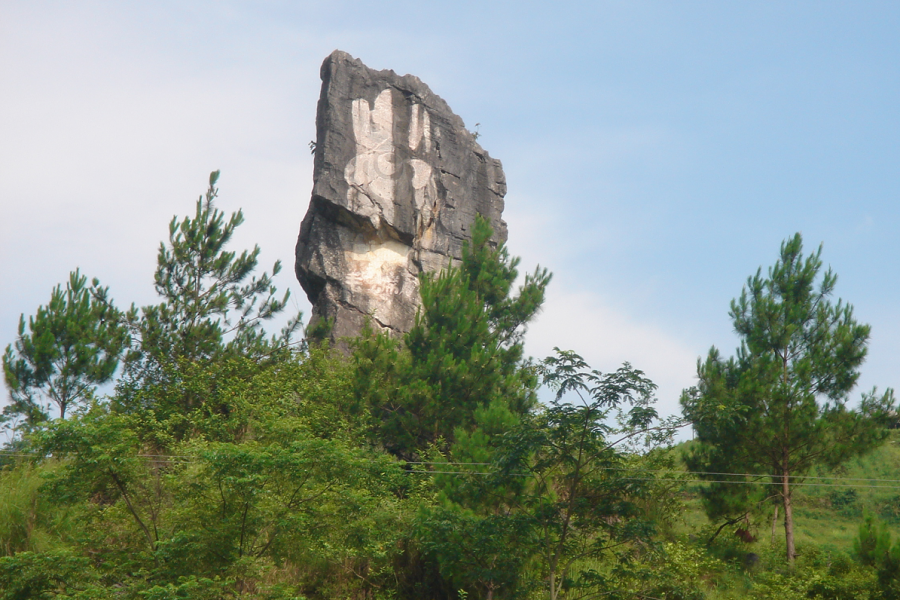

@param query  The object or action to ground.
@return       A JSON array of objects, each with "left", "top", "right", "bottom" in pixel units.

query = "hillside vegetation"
[{"left": 1, "top": 173, "right": 897, "bottom": 599}]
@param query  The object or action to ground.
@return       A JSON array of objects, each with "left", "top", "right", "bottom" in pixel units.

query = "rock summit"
[{"left": 295, "top": 50, "right": 508, "bottom": 341}]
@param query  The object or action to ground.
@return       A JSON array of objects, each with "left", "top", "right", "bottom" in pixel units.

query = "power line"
[
  {"left": 5, "top": 450, "right": 900, "bottom": 488},
  {"left": 620, "top": 477, "right": 900, "bottom": 490},
  {"left": 593, "top": 466, "right": 900, "bottom": 484}
]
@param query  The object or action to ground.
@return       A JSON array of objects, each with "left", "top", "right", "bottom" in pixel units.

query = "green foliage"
[
  {"left": 830, "top": 488, "right": 860, "bottom": 517},
  {"left": 877, "top": 543, "right": 900, "bottom": 600},
  {"left": 349, "top": 216, "right": 553, "bottom": 598},
  {"left": 608, "top": 541, "right": 725, "bottom": 600},
  {"left": 3, "top": 269, "right": 127, "bottom": 426},
  {"left": 135, "top": 577, "right": 234, "bottom": 600},
  {"left": 849, "top": 514, "right": 900, "bottom": 600},
  {"left": 353, "top": 214, "right": 550, "bottom": 460},
  {"left": 7, "top": 173, "right": 900, "bottom": 599},
  {"left": 30, "top": 352, "right": 413, "bottom": 598},
  {"left": 119, "top": 170, "right": 302, "bottom": 416},
  {"left": 682, "top": 233, "right": 895, "bottom": 563},
  {"left": 716, "top": 545, "right": 878, "bottom": 600},
  {"left": 856, "top": 513, "right": 892, "bottom": 567},
  {"left": 416, "top": 507, "right": 534, "bottom": 599},
  {"left": 0, "top": 463, "right": 72, "bottom": 556},
  {"left": 0, "top": 550, "right": 105, "bottom": 600},
  {"left": 492, "top": 349, "right": 667, "bottom": 600},
  {"left": 407, "top": 349, "right": 676, "bottom": 600}
]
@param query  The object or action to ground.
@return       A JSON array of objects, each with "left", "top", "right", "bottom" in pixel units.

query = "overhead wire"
[{"left": 4, "top": 449, "right": 900, "bottom": 488}]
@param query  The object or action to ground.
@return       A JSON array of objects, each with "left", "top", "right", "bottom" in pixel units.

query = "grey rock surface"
[{"left": 295, "top": 50, "right": 508, "bottom": 341}]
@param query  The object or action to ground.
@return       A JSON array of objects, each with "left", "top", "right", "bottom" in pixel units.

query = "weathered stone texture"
[{"left": 295, "top": 50, "right": 508, "bottom": 341}]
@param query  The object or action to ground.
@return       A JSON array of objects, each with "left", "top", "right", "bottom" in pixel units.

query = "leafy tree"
[
  {"left": 3, "top": 269, "right": 127, "bottom": 425},
  {"left": 494, "top": 349, "right": 668, "bottom": 600},
  {"left": 348, "top": 216, "right": 550, "bottom": 599},
  {"left": 416, "top": 507, "right": 534, "bottom": 599},
  {"left": 36, "top": 351, "right": 412, "bottom": 598},
  {"left": 2, "top": 172, "right": 441, "bottom": 598},
  {"left": 118, "top": 170, "right": 302, "bottom": 414},
  {"left": 608, "top": 541, "right": 725, "bottom": 600},
  {"left": 352, "top": 215, "right": 550, "bottom": 460},
  {"left": 681, "top": 233, "right": 895, "bottom": 564}
]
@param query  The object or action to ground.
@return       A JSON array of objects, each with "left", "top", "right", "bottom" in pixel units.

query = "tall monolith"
[{"left": 295, "top": 50, "right": 508, "bottom": 341}]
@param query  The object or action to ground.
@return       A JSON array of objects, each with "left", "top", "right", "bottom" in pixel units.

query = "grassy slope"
[{"left": 673, "top": 430, "right": 900, "bottom": 555}]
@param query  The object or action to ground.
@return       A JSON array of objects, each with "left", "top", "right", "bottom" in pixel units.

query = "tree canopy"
[
  {"left": 3, "top": 269, "right": 127, "bottom": 426},
  {"left": 351, "top": 215, "right": 551, "bottom": 460},
  {"left": 116, "top": 170, "right": 302, "bottom": 419},
  {"left": 2, "top": 177, "right": 897, "bottom": 599},
  {"left": 681, "top": 233, "right": 895, "bottom": 564}
]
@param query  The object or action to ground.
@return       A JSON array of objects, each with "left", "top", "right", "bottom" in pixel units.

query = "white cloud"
[
  {"left": 524, "top": 286, "right": 699, "bottom": 426},
  {"left": 502, "top": 182, "right": 700, "bottom": 436}
]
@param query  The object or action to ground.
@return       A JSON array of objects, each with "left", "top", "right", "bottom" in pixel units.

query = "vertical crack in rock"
[{"left": 295, "top": 50, "right": 508, "bottom": 343}]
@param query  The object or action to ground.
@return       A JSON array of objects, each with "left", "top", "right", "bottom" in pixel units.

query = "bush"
[
  {"left": 829, "top": 489, "right": 860, "bottom": 517},
  {"left": 0, "top": 550, "right": 106, "bottom": 600},
  {"left": 748, "top": 551, "right": 876, "bottom": 600}
]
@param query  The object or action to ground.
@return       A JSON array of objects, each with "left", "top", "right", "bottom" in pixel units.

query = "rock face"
[{"left": 295, "top": 50, "right": 508, "bottom": 341}]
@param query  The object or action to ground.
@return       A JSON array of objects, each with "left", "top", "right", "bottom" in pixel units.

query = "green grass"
[{"left": 661, "top": 431, "right": 900, "bottom": 597}]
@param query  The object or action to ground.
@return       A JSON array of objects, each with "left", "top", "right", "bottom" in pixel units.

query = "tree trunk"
[
  {"left": 770, "top": 503, "right": 779, "bottom": 543},
  {"left": 782, "top": 471, "right": 796, "bottom": 564}
]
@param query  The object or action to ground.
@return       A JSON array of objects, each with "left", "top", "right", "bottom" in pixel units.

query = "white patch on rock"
[
  {"left": 409, "top": 158, "right": 436, "bottom": 226},
  {"left": 343, "top": 239, "right": 417, "bottom": 324},
  {"left": 409, "top": 104, "right": 421, "bottom": 151},
  {"left": 408, "top": 104, "right": 431, "bottom": 153},
  {"left": 340, "top": 96, "right": 439, "bottom": 328},
  {"left": 345, "top": 89, "right": 395, "bottom": 223},
  {"left": 407, "top": 104, "right": 436, "bottom": 232}
]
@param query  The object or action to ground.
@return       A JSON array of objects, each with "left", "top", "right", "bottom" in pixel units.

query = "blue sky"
[{"left": 2, "top": 1, "right": 899, "bottom": 431}]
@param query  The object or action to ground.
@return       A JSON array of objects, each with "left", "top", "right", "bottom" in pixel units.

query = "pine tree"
[
  {"left": 681, "top": 233, "right": 894, "bottom": 564},
  {"left": 3, "top": 270, "right": 127, "bottom": 425},
  {"left": 118, "top": 170, "right": 302, "bottom": 413},
  {"left": 352, "top": 215, "right": 551, "bottom": 460}
]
